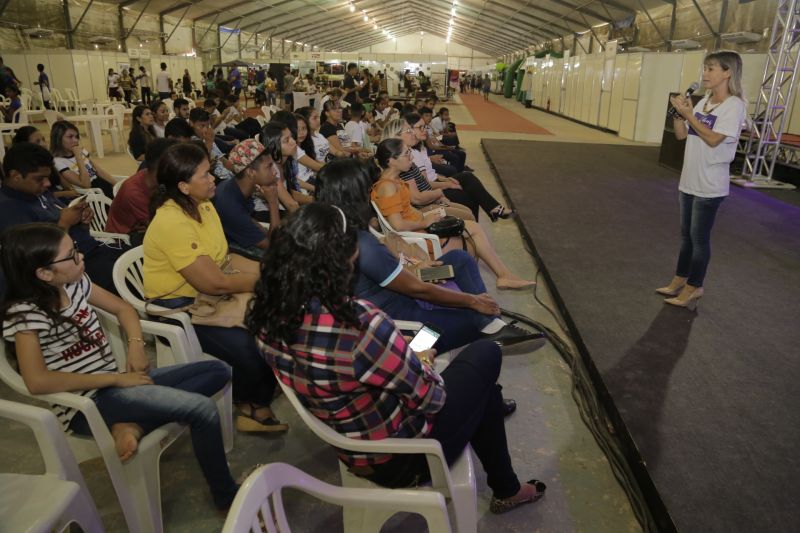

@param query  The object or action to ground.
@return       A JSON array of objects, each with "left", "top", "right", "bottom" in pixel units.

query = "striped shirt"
[
  {"left": 399, "top": 163, "right": 432, "bottom": 192},
  {"left": 256, "top": 299, "right": 445, "bottom": 467},
  {"left": 3, "top": 275, "right": 116, "bottom": 430}
]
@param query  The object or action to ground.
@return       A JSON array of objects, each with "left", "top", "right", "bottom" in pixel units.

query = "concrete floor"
[{"left": 0, "top": 95, "right": 644, "bottom": 532}]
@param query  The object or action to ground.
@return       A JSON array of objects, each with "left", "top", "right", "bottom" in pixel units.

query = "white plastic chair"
[
  {"left": 113, "top": 175, "right": 128, "bottom": 197},
  {"left": 43, "top": 109, "right": 59, "bottom": 127},
  {"left": 102, "top": 104, "right": 126, "bottom": 153},
  {"left": 222, "top": 462, "right": 452, "bottom": 533},
  {"left": 84, "top": 192, "right": 131, "bottom": 245},
  {"left": 276, "top": 379, "right": 477, "bottom": 533},
  {"left": 64, "top": 88, "right": 91, "bottom": 114},
  {"left": 50, "top": 88, "right": 69, "bottom": 112},
  {"left": 0, "top": 398, "right": 105, "bottom": 533},
  {"left": 261, "top": 105, "right": 271, "bottom": 120},
  {"left": 111, "top": 246, "right": 234, "bottom": 453},
  {"left": 370, "top": 200, "right": 442, "bottom": 259},
  {"left": 0, "top": 309, "right": 226, "bottom": 533}
]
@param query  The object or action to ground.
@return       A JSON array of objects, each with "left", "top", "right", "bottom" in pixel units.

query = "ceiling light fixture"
[{"left": 349, "top": 3, "right": 355, "bottom": 12}]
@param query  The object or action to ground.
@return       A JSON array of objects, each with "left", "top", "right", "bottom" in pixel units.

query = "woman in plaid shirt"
[{"left": 248, "top": 203, "right": 546, "bottom": 515}]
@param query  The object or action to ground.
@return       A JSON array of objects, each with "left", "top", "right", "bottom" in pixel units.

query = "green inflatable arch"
[{"left": 503, "top": 57, "right": 524, "bottom": 99}]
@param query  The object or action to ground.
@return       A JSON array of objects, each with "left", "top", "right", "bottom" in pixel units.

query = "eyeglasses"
[{"left": 47, "top": 242, "right": 81, "bottom": 266}]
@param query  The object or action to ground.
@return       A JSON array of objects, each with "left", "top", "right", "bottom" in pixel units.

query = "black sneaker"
[{"left": 484, "top": 323, "right": 545, "bottom": 347}]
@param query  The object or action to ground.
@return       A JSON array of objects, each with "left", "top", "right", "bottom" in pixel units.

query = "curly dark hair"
[{"left": 246, "top": 203, "right": 361, "bottom": 344}]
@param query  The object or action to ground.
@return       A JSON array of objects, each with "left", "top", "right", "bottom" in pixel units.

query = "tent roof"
[{"left": 116, "top": 0, "right": 669, "bottom": 57}]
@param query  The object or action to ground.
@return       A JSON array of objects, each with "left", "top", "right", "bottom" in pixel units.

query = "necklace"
[{"left": 703, "top": 94, "right": 728, "bottom": 114}]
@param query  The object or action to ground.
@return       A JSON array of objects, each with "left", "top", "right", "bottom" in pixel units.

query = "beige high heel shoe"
[
  {"left": 664, "top": 286, "right": 704, "bottom": 310},
  {"left": 656, "top": 276, "right": 687, "bottom": 296}
]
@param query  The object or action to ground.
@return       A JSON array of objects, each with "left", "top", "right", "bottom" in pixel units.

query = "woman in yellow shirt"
[{"left": 143, "top": 143, "right": 286, "bottom": 432}]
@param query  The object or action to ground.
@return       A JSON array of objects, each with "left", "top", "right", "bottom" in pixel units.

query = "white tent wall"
[{"left": 526, "top": 50, "right": 771, "bottom": 143}]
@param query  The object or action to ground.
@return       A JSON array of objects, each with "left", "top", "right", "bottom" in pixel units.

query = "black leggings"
[
  {"left": 363, "top": 340, "right": 521, "bottom": 499},
  {"left": 443, "top": 171, "right": 502, "bottom": 220}
]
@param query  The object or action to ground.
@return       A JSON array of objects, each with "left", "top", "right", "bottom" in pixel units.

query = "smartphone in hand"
[
  {"left": 67, "top": 195, "right": 87, "bottom": 208},
  {"left": 409, "top": 323, "right": 442, "bottom": 352}
]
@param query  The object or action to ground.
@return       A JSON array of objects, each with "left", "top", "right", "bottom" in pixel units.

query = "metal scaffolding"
[{"left": 733, "top": 0, "right": 800, "bottom": 190}]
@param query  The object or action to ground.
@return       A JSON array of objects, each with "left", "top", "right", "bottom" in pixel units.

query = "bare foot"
[
  {"left": 496, "top": 277, "right": 536, "bottom": 290},
  {"left": 111, "top": 423, "right": 143, "bottom": 462}
]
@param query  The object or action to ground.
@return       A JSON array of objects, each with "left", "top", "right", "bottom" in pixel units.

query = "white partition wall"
[{"left": 633, "top": 53, "right": 685, "bottom": 143}]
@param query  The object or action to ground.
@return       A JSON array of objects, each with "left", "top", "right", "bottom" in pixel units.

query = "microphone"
[{"left": 668, "top": 82, "right": 700, "bottom": 119}]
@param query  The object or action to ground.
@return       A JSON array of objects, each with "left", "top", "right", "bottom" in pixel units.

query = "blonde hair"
[
  {"left": 381, "top": 118, "right": 404, "bottom": 141},
  {"left": 704, "top": 50, "right": 744, "bottom": 99}
]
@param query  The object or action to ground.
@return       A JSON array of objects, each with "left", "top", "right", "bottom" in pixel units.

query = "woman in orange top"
[{"left": 373, "top": 139, "right": 534, "bottom": 290}]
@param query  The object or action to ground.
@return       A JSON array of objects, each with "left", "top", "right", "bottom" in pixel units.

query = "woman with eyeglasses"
[
  {"left": 373, "top": 139, "right": 535, "bottom": 290},
  {"left": 1, "top": 222, "right": 241, "bottom": 510},
  {"left": 248, "top": 203, "right": 547, "bottom": 516}
]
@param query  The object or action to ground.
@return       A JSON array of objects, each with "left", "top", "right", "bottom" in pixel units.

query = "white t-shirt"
[
  {"left": 139, "top": 70, "right": 151, "bottom": 88},
  {"left": 311, "top": 132, "right": 330, "bottom": 161},
  {"left": 679, "top": 95, "right": 746, "bottom": 198},
  {"left": 430, "top": 116, "right": 447, "bottom": 135},
  {"left": 211, "top": 109, "right": 227, "bottom": 135},
  {"left": 152, "top": 123, "right": 166, "bottom": 138},
  {"left": 54, "top": 153, "right": 98, "bottom": 182},
  {"left": 156, "top": 70, "right": 171, "bottom": 93},
  {"left": 295, "top": 147, "right": 315, "bottom": 194},
  {"left": 2, "top": 275, "right": 116, "bottom": 431},
  {"left": 344, "top": 120, "right": 364, "bottom": 146},
  {"left": 412, "top": 147, "right": 436, "bottom": 183}
]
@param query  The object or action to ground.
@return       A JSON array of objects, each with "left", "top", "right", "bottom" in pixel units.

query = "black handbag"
[{"left": 426, "top": 216, "right": 465, "bottom": 238}]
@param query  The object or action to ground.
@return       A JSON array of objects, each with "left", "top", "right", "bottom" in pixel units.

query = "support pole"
[
  {"left": 62, "top": 0, "right": 74, "bottom": 49},
  {"left": 165, "top": 4, "right": 192, "bottom": 45},
  {"left": 159, "top": 15, "right": 166, "bottom": 55},
  {"left": 118, "top": 5, "right": 127, "bottom": 52},
  {"left": 72, "top": 0, "right": 95, "bottom": 33},
  {"left": 667, "top": 0, "right": 677, "bottom": 51},
  {"left": 636, "top": 0, "right": 668, "bottom": 47},
  {"left": 715, "top": 0, "right": 730, "bottom": 50},
  {"left": 124, "top": 0, "right": 152, "bottom": 40}
]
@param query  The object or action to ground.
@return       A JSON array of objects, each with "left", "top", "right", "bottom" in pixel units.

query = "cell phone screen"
[{"left": 409, "top": 325, "right": 441, "bottom": 352}]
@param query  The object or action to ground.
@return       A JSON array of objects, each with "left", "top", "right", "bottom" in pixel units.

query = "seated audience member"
[
  {"left": 344, "top": 102, "right": 367, "bottom": 147},
  {"left": 430, "top": 107, "right": 460, "bottom": 147},
  {"left": 373, "top": 96, "right": 399, "bottom": 128},
  {"left": 2, "top": 84, "right": 22, "bottom": 122},
  {"left": 150, "top": 100, "right": 169, "bottom": 138},
  {"left": 316, "top": 159, "right": 540, "bottom": 349},
  {"left": 12, "top": 126, "right": 74, "bottom": 199},
  {"left": 164, "top": 117, "right": 194, "bottom": 140},
  {"left": 1, "top": 222, "right": 241, "bottom": 510},
  {"left": 143, "top": 142, "right": 285, "bottom": 432},
  {"left": 248, "top": 203, "right": 547, "bottom": 513},
  {"left": 173, "top": 97, "right": 190, "bottom": 120},
  {"left": 293, "top": 112, "right": 321, "bottom": 193},
  {"left": 319, "top": 100, "right": 369, "bottom": 158},
  {"left": 254, "top": 121, "right": 308, "bottom": 216},
  {"left": 296, "top": 106, "right": 330, "bottom": 162},
  {"left": 50, "top": 120, "right": 118, "bottom": 198},
  {"left": 420, "top": 106, "right": 466, "bottom": 174},
  {"left": 12, "top": 125, "right": 47, "bottom": 148},
  {"left": 396, "top": 114, "right": 514, "bottom": 222},
  {"left": 381, "top": 118, "right": 473, "bottom": 221},
  {"left": 129, "top": 105, "right": 157, "bottom": 161},
  {"left": 212, "top": 139, "right": 279, "bottom": 261},
  {"left": 189, "top": 108, "right": 235, "bottom": 181},
  {"left": 106, "top": 138, "right": 177, "bottom": 243},
  {"left": 270, "top": 111, "right": 319, "bottom": 196},
  {"left": 373, "top": 139, "right": 534, "bottom": 290},
  {"left": 0, "top": 143, "right": 125, "bottom": 293}
]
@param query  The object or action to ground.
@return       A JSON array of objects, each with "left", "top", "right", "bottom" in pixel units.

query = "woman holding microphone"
[{"left": 657, "top": 51, "right": 746, "bottom": 309}]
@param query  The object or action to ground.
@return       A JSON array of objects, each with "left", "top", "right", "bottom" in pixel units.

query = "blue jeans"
[
  {"left": 380, "top": 250, "right": 496, "bottom": 352},
  {"left": 69, "top": 361, "right": 238, "bottom": 508},
  {"left": 152, "top": 297, "right": 277, "bottom": 407},
  {"left": 676, "top": 192, "right": 725, "bottom": 287}
]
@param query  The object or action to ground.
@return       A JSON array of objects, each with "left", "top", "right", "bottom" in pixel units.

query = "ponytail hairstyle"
[
  {"left": 381, "top": 117, "right": 404, "bottom": 141},
  {"left": 321, "top": 98, "right": 340, "bottom": 123},
  {"left": 375, "top": 138, "right": 405, "bottom": 169},
  {"left": 704, "top": 50, "right": 744, "bottom": 100}
]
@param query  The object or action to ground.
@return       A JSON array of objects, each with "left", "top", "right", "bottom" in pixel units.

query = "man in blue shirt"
[
  {"left": 212, "top": 139, "right": 280, "bottom": 261},
  {"left": 0, "top": 143, "right": 125, "bottom": 295}
]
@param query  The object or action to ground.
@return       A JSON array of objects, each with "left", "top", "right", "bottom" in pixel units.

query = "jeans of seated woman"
[
  {"left": 364, "top": 341, "right": 520, "bottom": 499},
  {"left": 152, "top": 297, "right": 277, "bottom": 407},
  {"left": 378, "top": 250, "right": 497, "bottom": 352},
  {"left": 69, "top": 360, "right": 239, "bottom": 507}
]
